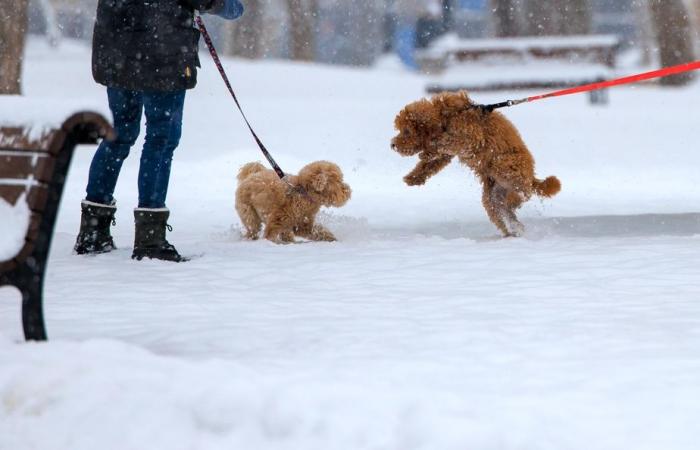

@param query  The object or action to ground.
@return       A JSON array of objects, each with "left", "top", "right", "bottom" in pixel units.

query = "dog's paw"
[
  {"left": 502, "top": 225, "right": 524, "bottom": 238},
  {"left": 418, "top": 151, "right": 439, "bottom": 161},
  {"left": 404, "top": 174, "right": 426, "bottom": 186},
  {"left": 270, "top": 237, "right": 297, "bottom": 245},
  {"left": 311, "top": 230, "right": 337, "bottom": 242},
  {"left": 504, "top": 218, "right": 525, "bottom": 238}
]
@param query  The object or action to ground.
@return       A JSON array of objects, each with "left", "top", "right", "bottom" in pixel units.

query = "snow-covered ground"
[{"left": 1, "top": 38, "right": 700, "bottom": 450}]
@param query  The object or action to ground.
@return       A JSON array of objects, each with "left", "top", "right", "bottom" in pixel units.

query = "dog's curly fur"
[
  {"left": 391, "top": 91, "right": 561, "bottom": 237},
  {"left": 235, "top": 161, "right": 352, "bottom": 243}
]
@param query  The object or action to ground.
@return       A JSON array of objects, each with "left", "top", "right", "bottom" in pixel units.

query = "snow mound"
[
  {"left": 0, "top": 96, "right": 108, "bottom": 142},
  {"left": 0, "top": 197, "right": 29, "bottom": 262}
]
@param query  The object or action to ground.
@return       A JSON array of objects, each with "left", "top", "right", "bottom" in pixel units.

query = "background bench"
[
  {"left": 0, "top": 112, "right": 113, "bottom": 341},
  {"left": 420, "top": 34, "right": 621, "bottom": 105}
]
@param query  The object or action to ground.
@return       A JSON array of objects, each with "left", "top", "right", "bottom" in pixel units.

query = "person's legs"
[
  {"left": 395, "top": 19, "right": 419, "bottom": 71},
  {"left": 85, "top": 87, "right": 143, "bottom": 205},
  {"left": 138, "top": 90, "right": 186, "bottom": 208},
  {"left": 132, "top": 90, "right": 187, "bottom": 262},
  {"left": 76, "top": 88, "right": 142, "bottom": 255}
]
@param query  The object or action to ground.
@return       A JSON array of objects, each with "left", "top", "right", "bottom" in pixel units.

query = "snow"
[
  {"left": 0, "top": 40, "right": 107, "bottom": 140},
  {"left": 425, "top": 32, "right": 621, "bottom": 54},
  {"left": 0, "top": 95, "right": 106, "bottom": 142},
  {"left": 2, "top": 37, "right": 700, "bottom": 450},
  {"left": 0, "top": 197, "right": 29, "bottom": 261},
  {"left": 418, "top": 32, "right": 618, "bottom": 83},
  {"left": 426, "top": 61, "right": 613, "bottom": 89}
]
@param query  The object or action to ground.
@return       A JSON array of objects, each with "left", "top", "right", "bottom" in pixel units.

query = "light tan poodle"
[
  {"left": 235, "top": 161, "right": 352, "bottom": 243},
  {"left": 391, "top": 91, "right": 561, "bottom": 237}
]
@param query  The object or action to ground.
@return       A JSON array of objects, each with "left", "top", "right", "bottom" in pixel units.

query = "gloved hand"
[{"left": 209, "top": 0, "right": 244, "bottom": 20}]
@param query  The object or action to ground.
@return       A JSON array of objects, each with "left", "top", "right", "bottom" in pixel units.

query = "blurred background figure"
[
  {"left": 5, "top": 0, "right": 699, "bottom": 82},
  {"left": 392, "top": 0, "right": 442, "bottom": 70}
]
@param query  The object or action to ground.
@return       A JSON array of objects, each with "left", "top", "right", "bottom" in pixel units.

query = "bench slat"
[
  {"left": 0, "top": 184, "right": 48, "bottom": 210},
  {"left": 0, "top": 185, "right": 26, "bottom": 205},
  {"left": 0, "top": 127, "right": 56, "bottom": 152},
  {"left": 427, "top": 78, "right": 605, "bottom": 93},
  {"left": 26, "top": 185, "right": 49, "bottom": 213},
  {"left": 0, "top": 154, "right": 34, "bottom": 179},
  {"left": 0, "top": 154, "right": 56, "bottom": 182}
]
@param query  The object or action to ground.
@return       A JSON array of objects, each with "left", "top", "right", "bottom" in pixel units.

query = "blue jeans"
[
  {"left": 86, "top": 87, "right": 186, "bottom": 209},
  {"left": 395, "top": 21, "right": 419, "bottom": 71}
]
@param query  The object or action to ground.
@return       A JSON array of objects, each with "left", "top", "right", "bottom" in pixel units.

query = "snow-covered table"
[{"left": 0, "top": 102, "right": 112, "bottom": 341}]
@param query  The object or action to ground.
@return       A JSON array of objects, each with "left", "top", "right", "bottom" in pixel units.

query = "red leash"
[{"left": 485, "top": 60, "right": 700, "bottom": 110}]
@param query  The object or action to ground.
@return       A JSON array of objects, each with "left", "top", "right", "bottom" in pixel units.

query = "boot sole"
[
  {"left": 131, "top": 253, "right": 189, "bottom": 263},
  {"left": 74, "top": 246, "right": 117, "bottom": 256}
]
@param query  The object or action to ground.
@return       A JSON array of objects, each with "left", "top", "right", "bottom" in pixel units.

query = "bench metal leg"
[
  {"left": 22, "top": 291, "right": 48, "bottom": 340},
  {"left": 588, "top": 87, "right": 609, "bottom": 106},
  {"left": 0, "top": 268, "right": 47, "bottom": 341},
  {"left": 16, "top": 268, "right": 48, "bottom": 341}
]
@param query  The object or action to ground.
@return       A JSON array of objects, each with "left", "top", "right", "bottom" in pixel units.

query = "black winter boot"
[
  {"left": 132, "top": 208, "right": 187, "bottom": 262},
  {"left": 74, "top": 200, "right": 117, "bottom": 255}
]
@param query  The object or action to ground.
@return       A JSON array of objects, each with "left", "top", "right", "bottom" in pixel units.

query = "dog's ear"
[
  {"left": 408, "top": 99, "right": 441, "bottom": 130},
  {"left": 311, "top": 172, "right": 328, "bottom": 192},
  {"left": 433, "top": 91, "right": 473, "bottom": 117},
  {"left": 414, "top": 99, "right": 435, "bottom": 122}
]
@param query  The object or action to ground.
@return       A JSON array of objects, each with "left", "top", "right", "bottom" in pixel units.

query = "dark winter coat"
[{"left": 92, "top": 0, "right": 219, "bottom": 92}]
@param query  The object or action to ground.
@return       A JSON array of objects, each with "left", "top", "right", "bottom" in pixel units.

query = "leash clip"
[{"left": 282, "top": 175, "right": 314, "bottom": 202}]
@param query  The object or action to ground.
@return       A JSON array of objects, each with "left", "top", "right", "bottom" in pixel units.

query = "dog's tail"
[
  {"left": 533, "top": 176, "right": 561, "bottom": 198},
  {"left": 238, "top": 162, "right": 267, "bottom": 182}
]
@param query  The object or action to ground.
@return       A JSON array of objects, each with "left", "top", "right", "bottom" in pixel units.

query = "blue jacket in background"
[{"left": 210, "top": 0, "right": 245, "bottom": 20}]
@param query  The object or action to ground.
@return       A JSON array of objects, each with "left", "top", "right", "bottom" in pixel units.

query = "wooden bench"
[
  {"left": 0, "top": 112, "right": 113, "bottom": 341},
  {"left": 429, "top": 35, "right": 620, "bottom": 67},
  {"left": 420, "top": 34, "right": 621, "bottom": 105},
  {"left": 426, "top": 74, "right": 610, "bottom": 105}
]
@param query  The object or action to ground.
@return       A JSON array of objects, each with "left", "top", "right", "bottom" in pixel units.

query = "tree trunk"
[
  {"left": 0, "top": 0, "right": 30, "bottom": 95},
  {"left": 635, "top": 0, "right": 655, "bottom": 66},
  {"left": 649, "top": 0, "right": 696, "bottom": 86},
  {"left": 563, "top": 0, "right": 591, "bottom": 35},
  {"left": 229, "top": 0, "right": 265, "bottom": 59},
  {"left": 286, "top": 0, "right": 316, "bottom": 61},
  {"left": 524, "top": 0, "right": 590, "bottom": 36},
  {"left": 524, "top": 0, "right": 556, "bottom": 36},
  {"left": 688, "top": 0, "right": 700, "bottom": 50},
  {"left": 491, "top": 0, "right": 523, "bottom": 37}
]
